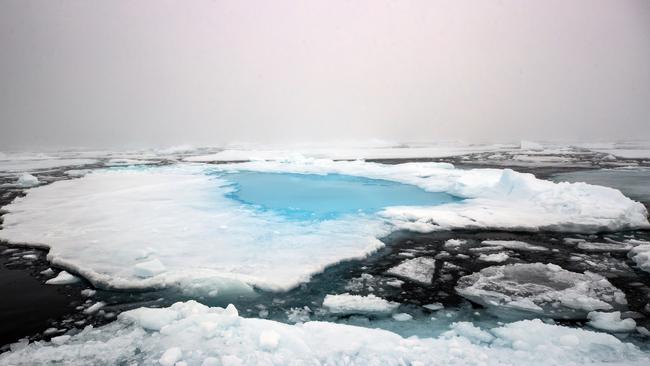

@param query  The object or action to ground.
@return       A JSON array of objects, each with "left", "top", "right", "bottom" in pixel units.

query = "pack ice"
[
  {"left": 0, "top": 159, "right": 647, "bottom": 295},
  {"left": 0, "top": 300, "right": 647, "bottom": 366}
]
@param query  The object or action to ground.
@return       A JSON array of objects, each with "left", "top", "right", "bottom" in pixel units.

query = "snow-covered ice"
[
  {"left": 456, "top": 263, "right": 627, "bottom": 319},
  {"left": 0, "top": 159, "right": 647, "bottom": 295},
  {"left": 577, "top": 241, "right": 633, "bottom": 252},
  {"left": 386, "top": 256, "right": 436, "bottom": 285},
  {"left": 587, "top": 311, "right": 637, "bottom": 333},
  {"left": 322, "top": 293, "right": 399, "bottom": 315},
  {"left": 0, "top": 300, "right": 647, "bottom": 366}
]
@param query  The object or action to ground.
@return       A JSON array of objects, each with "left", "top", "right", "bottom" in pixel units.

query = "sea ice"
[
  {"left": 0, "top": 300, "right": 647, "bottom": 365},
  {"left": 477, "top": 252, "right": 509, "bottom": 262},
  {"left": 322, "top": 293, "right": 399, "bottom": 315},
  {"left": 0, "top": 160, "right": 647, "bottom": 295},
  {"left": 577, "top": 242, "right": 633, "bottom": 252},
  {"left": 456, "top": 263, "right": 627, "bottom": 319},
  {"left": 481, "top": 240, "right": 549, "bottom": 252},
  {"left": 628, "top": 244, "right": 650, "bottom": 273},
  {"left": 15, "top": 173, "right": 39, "bottom": 187},
  {"left": 587, "top": 311, "right": 637, "bottom": 333},
  {"left": 386, "top": 256, "right": 436, "bottom": 285},
  {"left": 45, "top": 271, "right": 80, "bottom": 285}
]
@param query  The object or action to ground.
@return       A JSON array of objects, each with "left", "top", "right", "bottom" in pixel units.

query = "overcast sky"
[{"left": 1, "top": 0, "right": 649, "bottom": 149}]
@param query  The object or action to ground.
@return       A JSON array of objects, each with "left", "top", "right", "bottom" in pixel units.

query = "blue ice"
[{"left": 220, "top": 171, "right": 461, "bottom": 220}]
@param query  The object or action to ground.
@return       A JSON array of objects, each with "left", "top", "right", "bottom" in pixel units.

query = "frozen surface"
[
  {"left": 0, "top": 159, "right": 648, "bottom": 294},
  {"left": 587, "top": 311, "right": 637, "bottom": 333},
  {"left": 1, "top": 300, "right": 647, "bottom": 366},
  {"left": 456, "top": 263, "right": 627, "bottom": 319},
  {"left": 322, "top": 293, "right": 399, "bottom": 315},
  {"left": 386, "top": 257, "right": 436, "bottom": 284}
]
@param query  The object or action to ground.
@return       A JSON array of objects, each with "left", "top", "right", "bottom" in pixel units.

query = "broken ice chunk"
[
  {"left": 386, "top": 257, "right": 436, "bottom": 285},
  {"left": 322, "top": 293, "right": 399, "bottom": 316},
  {"left": 587, "top": 311, "right": 636, "bottom": 332},
  {"left": 456, "top": 263, "right": 627, "bottom": 319},
  {"left": 45, "top": 271, "right": 80, "bottom": 285}
]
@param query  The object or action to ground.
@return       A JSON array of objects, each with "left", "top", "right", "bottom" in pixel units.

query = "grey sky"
[{"left": 1, "top": 0, "right": 649, "bottom": 149}]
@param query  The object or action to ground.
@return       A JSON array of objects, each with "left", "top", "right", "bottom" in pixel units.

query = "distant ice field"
[{"left": 0, "top": 159, "right": 647, "bottom": 295}]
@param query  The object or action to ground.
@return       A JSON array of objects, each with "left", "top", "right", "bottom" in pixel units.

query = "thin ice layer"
[{"left": 0, "top": 301, "right": 646, "bottom": 366}]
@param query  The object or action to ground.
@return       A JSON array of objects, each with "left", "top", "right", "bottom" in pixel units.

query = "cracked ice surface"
[{"left": 0, "top": 159, "right": 647, "bottom": 295}]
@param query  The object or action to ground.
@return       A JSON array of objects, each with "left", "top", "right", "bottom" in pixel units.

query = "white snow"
[
  {"left": 587, "top": 311, "right": 637, "bottom": 333},
  {"left": 628, "top": 244, "right": 650, "bottom": 273},
  {"left": 0, "top": 300, "right": 647, "bottom": 365},
  {"left": 481, "top": 240, "right": 549, "bottom": 252},
  {"left": 322, "top": 293, "right": 399, "bottom": 315},
  {"left": 133, "top": 259, "right": 166, "bottom": 278},
  {"left": 456, "top": 263, "right": 627, "bottom": 319},
  {"left": 478, "top": 252, "right": 509, "bottom": 262},
  {"left": 16, "top": 173, "right": 39, "bottom": 187},
  {"left": 0, "top": 160, "right": 647, "bottom": 295},
  {"left": 386, "top": 256, "right": 436, "bottom": 285},
  {"left": 45, "top": 271, "right": 80, "bottom": 285}
]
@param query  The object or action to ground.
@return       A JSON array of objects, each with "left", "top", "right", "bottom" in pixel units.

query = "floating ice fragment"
[
  {"left": 577, "top": 242, "right": 633, "bottom": 252},
  {"left": 392, "top": 313, "right": 413, "bottom": 321},
  {"left": 16, "top": 173, "right": 39, "bottom": 187},
  {"left": 423, "top": 303, "right": 444, "bottom": 311},
  {"left": 628, "top": 244, "right": 650, "bottom": 273},
  {"left": 387, "top": 257, "right": 436, "bottom": 285},
  {"left": 45, "top": 271, "right": 80, "bottom": 285},
  {"left": 456, "top": 263, "right": 627, "bottom": 319},
  {"left": 83, "top": 302, "right": 106, "bottom": 314},
  {"left": 587, "top": 311, "right": 637, "bottom": 332},
  {"left": 478, "top": 252, "right": 509, "bottom": 262},
  {"left": 482, "top": 240, "right": 549, "bottom": 252},
  {"left": 323, "top": 293, "right": 399, "bottom": 315}
]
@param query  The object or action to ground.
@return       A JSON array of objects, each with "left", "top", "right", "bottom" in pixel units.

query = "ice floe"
[
  {"left": 45, "top": 271, "right": 81, "bottom": 285},
  {"left": 386, "top": 256, "right": 436, "bottom": 285},
  {"left": 15, "top": 173, "right": 39, "bottom": 187},
  {"left": 481, "top": 240, "right": 549, "bottom": 252},
  {"left": 0, "top": 159, "right": 647, "bottom": 295},
  {"left": 587, "top": 311, "right": 637, "bottom": 333},
  {"left": 0, "top": 300, "right": 647, "bottom": 366},
  {"left": 456, "top": 263, "right": 627, "bottom": 319},
  {"left": 322, "top": 293, "right": 399, "bottom": 315}
]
